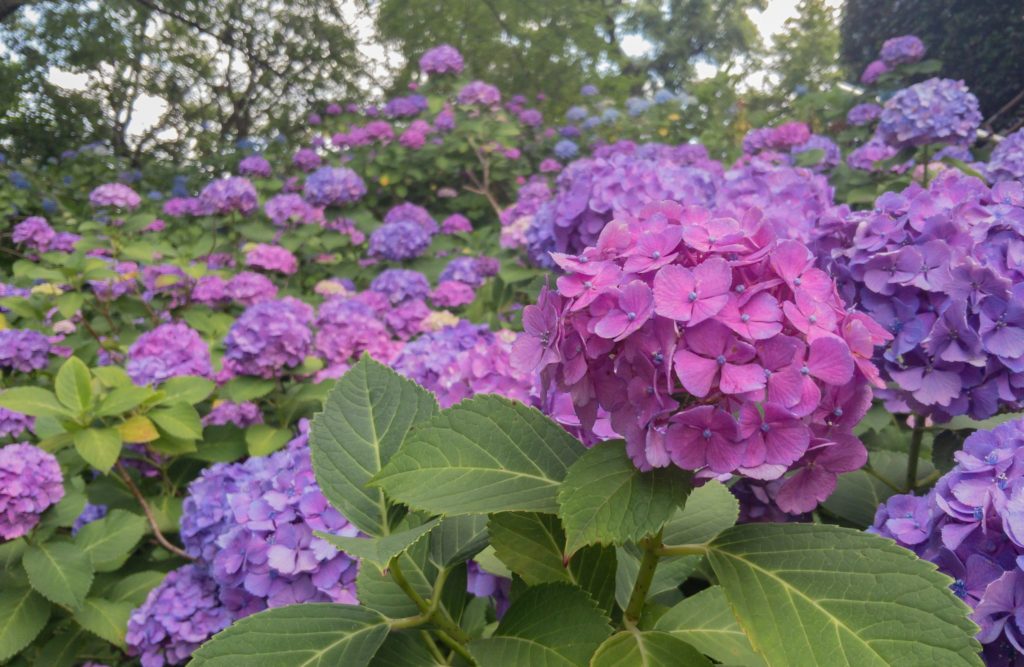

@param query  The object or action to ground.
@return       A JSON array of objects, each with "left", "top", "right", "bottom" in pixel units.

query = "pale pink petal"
[{"left": 807, "top": 336, "right": 855, "bottom": 385}]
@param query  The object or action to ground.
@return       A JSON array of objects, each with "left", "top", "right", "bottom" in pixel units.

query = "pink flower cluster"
[{"left": 514, "top": 201, "right": 891, "bottom": 512}]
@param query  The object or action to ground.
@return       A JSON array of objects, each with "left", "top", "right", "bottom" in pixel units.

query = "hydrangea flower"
[
  {"left": 847, "top": 103, "right": 882, "bottom": 127},
  {"left": 457, "top": 81, "right": 501, "bottom": 107},
  {"left": 441, "top": 214, "right": 472, "bottom": 234},
  {"left": 245, "top": 244, "right": 298, "bottom": 275},
  {"left": 861, "top": 59, "right": 890, "bottom": 84},
  {"left": 90, "top": 183, "right": 142, "bottom": 209},
  {"left": 238, "top": 155, "right": 272, "bottom": 178},
  {"left": 383, "top": 203, "right": 438, "bottom": 234},
  {"left": 225, "top": 271, "right": 278, "bottom": 306},
  {"left": 419, "top": 44, "right": 464, "bottom": 74},
  {"left": 0, "top": 443, "right": 64, "bottom": 540},
  {"left": 203, "top": 401, "right": 264, "bottom": 428},
  {"left": 223, "top": 298, "right": 313, "bottom": 378},
  {"left": 742, "top": 122, "right": 811, "bottom": 154},
  {"left": 878, "top": 78, "right": 982, "bottom": 148},
  {"left": 198, "top": 177, "right": 258, "bottom": 216},
  {"left": 127, "top": 323, "right": 211, "bottom": 386},
  {"left": 516, "top": 201, "right": 889, "bottom": 513},
  {"left": 553, "top": 139, "right": 579, "bottom": 160},
  {"left": 315, "top": 298, "right": 398, "bottom": 366},
  {"left": 72, "top": 503, "right": 108, "bottom": 535},
  {"left": 438, "top": 330, "right": 535, "bottom": 408},
  {"left": 815, "top": 171, "right": 1024, "bottom": 421},
  {"left": 303, "top": 167, "right": 367, "bottom": 207},
  {"left": 430, "top": 280, "right": 476, "bottom": 308},
  {"left": 368, "top": 221, "right": 431, "bottom": 261},
  {"left": 12, "top": 216, "right": 55, "bottom": 250},
  {"left": 986, "top": 129, "right": 1024, "bottom": 184},
  {"left": 384, "top": 94, "right": 428, "bottom": 118},
  {"left": 392, "top": 321, "right": 493, "bottom": 394},
  {"left": 880, "top": 35, "right": 926, "bottom": 67},
  {"left": 0, "top": 407, "right": 33, "bottom": 439},
  {"left": 264, "top": 193, "right": 324, "bottom": 227},
  {"left": 0, "top": 329, "right": 51, "bottom": 372},
  {"left": 847, "top": 137, "right": 901, "bottom": 172},
  {"left": 791, "top": 135, "right": 841, "bottom": 172},
  {"left": 291, "top": 148, "right": 322, "bottom": 172},
  {"left": 370, "top": 269, "right": 431, "bottom": 305}
]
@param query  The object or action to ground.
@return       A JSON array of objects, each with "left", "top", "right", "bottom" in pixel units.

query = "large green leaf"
[
  {"left": 310, "top": 355, "right": 438, "bottom": 536},
  {"left": 73, "top": 427, "right": 123, "bottom": 473},
  {"left": 824, "top": 450, "right": 935, "bottom": 527},
  {"left": 373, "top": 395, "right": 585, "bottom": 516},
  {"left": 35, "top": 627, "right": 88, "bottom": 667},
  {"left": 55, "top": 357, "right": 92, "bottom": 414},
  {"left": 0, "top": 585, "right": 50, "bottom": 661},
  {"left": 73, "top": 598, "right": 132, "bottom": 647},
  {"left": 357, "top": 537, "right": 437, "bottom": 619},
  {"left": 654, "top": 586, "right": 764, "bottom": 667},
  {"left": 367, "top": 631, "right": 441, "bottom": 667},
  {"left": 149, "top": 402, "right": 203, "bottom": 440},
  {"left": 468, "top": 638, "right": 576, "bottom": 667},
  {"left": 661, "top": 481, "right": 738, "bottom": 546},
  {"left": 74, "top": 509, "right": 147, "bottom": 572},
  {"left": 489, "top": 512, "right": 569, "bottom": 585},
  {"left": 0, "top": 387, "right": 70, "bottom": 418},
  {"left": 245, "top": 424, "right": 292, "bottom": 457},
  {"left": 590, "top": 631, "right": 712, "bottom": 666},
  {"left": 158, "top": 376, "right": 215, "bottom": 404},
  {"left": 109, "top": 571, "right": 167, "bottom": 605},
  {"left": 190, "top": 604, "right": 389, "bottom": 666},
  {"left": 317, "top": 517, "right": 441, "bottom": 573},
  {"left": 428, "top": 514, "right": 489, "bottom": 567},
  {"left": 614, "top": 546, "right": 698, "bottom": 610},
  {"left": 707, "top": 524, "right": 982, "bottom": 666},
  {"left": 557, "top": 441, "right": 690, "bottom": 554},
  {"left": 23, "top": 541, "right": 94, "bottom": 608}
]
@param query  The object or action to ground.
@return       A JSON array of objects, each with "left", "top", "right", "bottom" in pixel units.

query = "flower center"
[
  {"left": 716, "top": 355, "right": 727, "bottom": 365},
  {"left": 741, "top": 314, "right": 750, "bottom": 323},
  {"left": 794, "top": 277, "right": 802, "bottom": 286},
  {"left": 702, "top": 428, "right": 712, "bottom": 439},
  {"left": 626, "top": 311, "right": 637, "bottom": 321},
  {"left": 688, "top": 291, "right": 698, "bottom": 302},
  {"left": 651, "top": 251, "right": 661, "bottom": 259},
  {"left": 583, "top": 281, "right": 593, "bottom": 289},
  {"left": 760, "top": 423, "right": 771, "bottom": 433},
  {"left": 800, "top": 365, "right": 810, "bottom": 375},
  {"left": 808, "top": 315, "right": 817, "bottom": 324}
]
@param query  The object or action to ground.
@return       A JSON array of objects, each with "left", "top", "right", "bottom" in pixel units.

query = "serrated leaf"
[
  {"left": 614, "top": 546, "right": 698, "bottom": 610},
  {"left": 158, "top": 376, "right": 215, "bottom": 404},
  {"left": 109, "top": 570, "right": 166, "bottom": 605},
  {"left": 707, "top": 524, "right": 982, "bottom": 666},
  {"left": 23, "top": 541, "right": 94, "bottom": 608},
  {"left": 149, "top": 402, "right": 202, "bottom": 439},
  {"left": 73, "top": 427, "right": 123, "bottom": 472},
  {"left": 590, "top": 631, "right": 712, "bottom": 666},
  {"left": 74, "top": 509, "right": 147, "bottom": 572},
  {"left": 0, "top": 586, "right": 50, "bottom": 661},
  {"left": 92, "top": 366, "right": 132, "bottom": 388},
  {"left": 245, "top": 424, "right": 292, "bottom": 456},
  {"left": 35, "top": 627, "right": 87, "bottom": 667},
  {"left": 190, "top": 604, "right": 389, "bottom": 666},
  {"left": 557, "top": 441, "right": 690, "bottom": 554},
  {"left": 0, "top": 387, "right": 70, "bottom": 418},
  {"left": 310, "top": 355, "right": 438, "bottom": 536},
  {"left": 72, "top": 598, "right": 133, "bottom": 647},
  {"left": 97, "top": 386, "right": 154, "bottom": 417},
  {"left": 374, "top": 395, "right": 585, "bottom": 516},
  {"left": 368, "top": 631, "right": 442, "bottom": 666},
  {"left": 490, "top": 512, "right": 569, "bottom": 585},
  {"left": 824, "top": 450, "right": 936, "bottom": 527},
  {"left": 221, "top": 377, "right": 276, "bottom": 402},
  {"left": 55, "top": 357, "right": 92, "bottom": 413},
  {"left": 45, "top": 485, "right": 87, "bottom": 528},
  {"left": 357, "top": 537, "right": 437, "bottom": 618},
  {"left": 661, "top": 481, "right": 738, "bottom": 546},
  {"left": 654, "top": 587, "right": 764, "bottom": 667},
  {"left": 117, "top": 415, "right": 160, "bottom": 443},
  {"left": 468, "top": 637, "right": 576, "bottom": 667},
  {"left": 429, "top": 514, "right": 489, "bottom": 567},
  {"left": 568, "top": 545, "right": 618, "bottom": 617},
  {"left": 317, "top": 517, "right": 441, "bottom": 573}
]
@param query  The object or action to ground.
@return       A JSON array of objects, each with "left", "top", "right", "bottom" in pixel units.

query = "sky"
[{"left": 45, "top": 0, "right": 844, "bottom": 139}]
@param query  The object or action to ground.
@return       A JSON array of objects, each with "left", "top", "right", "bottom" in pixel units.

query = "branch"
[{"left": 115, "top": 462, "right": 192, "bottom": 559}]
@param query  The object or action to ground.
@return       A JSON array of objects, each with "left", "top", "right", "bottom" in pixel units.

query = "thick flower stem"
[
  {"left": 389, "top": 559, "right": 476, "bottom": 665},
  {"left": 906, "top": 414, "right": 925, "bottom": 492},
  {"left": 624, "top": 531, "right": 662, "bottom": 628}
]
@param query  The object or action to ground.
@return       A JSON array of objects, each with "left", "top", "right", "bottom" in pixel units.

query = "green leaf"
[
  {"left": 55, "top": 292, "right": 84, "bottom": 319},
  {"left": 73, "top": 427, "right": 123, "bottom": 472},
  {"left": 190, "top": 604, "right": 389, "bottom": 666},
  {"left": 655, "top": 586, "right": 764, "bottom": 666},
  {"left": 0, "top": 539, "right": 26, "bottom": 571},
  {"left": 158, "top": 376, "right": 215, "bottom": 404},
  {"left": 475, "top": 582, "right": 612, "bottom": 666},
  {"left": 92, "top": 366, "right": 132, "bottom": 388},
  {"left": 945, "top": 410, "right": 1024, "bottom": 431},
  {"left": 590, "top": 631, "right": 712, "bottom": 666},
  {"left": 557, "top": 441, "right": 690, "bottom": 555},
  {"left": 707, "top": 524, "right": 982, "bottom": 666},
  {"left": 467, "top": 638, "right": 576, "bottom": 667},
  {"left": 55, "top": 357, "right": 92, "bottom": 413},
  {"left": 489, "top": 512, "right": 569, "bottom": 585},
  {"left": 310, "top": 355, "right": 439, "bottom": 536},
  {"left": 221, "top": 377, "right": 276, "bottom": 402},
  {"left": 35, "top": 627, "right": 87, "bottom": 667},
  {"left": 72, "top": 598, "right": 132, "bottom": 647},
  {"left": 149, "top": 403, "right": 203, "bottom": 439},
  {"left": 109, "top": 570, "right": 167, "bottom": 605},
  {"left": 568, "top": 545, "right": 618, "bottom": 617},
  {"left": 357, "top": 538, "right": 437, "bottom": 619},
  {"left": 428, "top": 514, "right": 489, "bottom": 567},
  {"left": 22, "top": 541, "right": 94, "bottom": 608},
  {"left": 0, "top": 387, "right": 70, "bottom": 418},
  {"left": 374, "top": 395, "right": 585, "bottom": 516},
  {"left": 0, "top": 586, "right": 50, "bottom": 661},
  {"left": 317, "top": 517, "right": 441, "bottom": 573},
  {"left": 245, "top": 424, "right": 292, "bottom": 457},
  {"left": 615, "top": 546, "right": 698, "bottom": 610},
  {"left": 661, "top": 481, "right": 738, "bottom": 546},
  {"left": 368, "top": 631, "right": 441, "bottom": 667},
  {"left": 74, "top": 509, "right": 147, "bottom": 572},
  {"left": 45, "top": 484, "right": 87, "bottom": 528},
  {"left": 823, "top": 450, "right": 935, "bottom": 527},
  {"left": 96, "top": 386, "right": 154, "bottom": 417}
]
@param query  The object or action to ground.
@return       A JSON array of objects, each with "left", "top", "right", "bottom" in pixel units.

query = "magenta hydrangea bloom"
[
  {"left": 878, "top": 78, "right": 982, "bottom": 148},
  {"left": 517, "top": 201, "right": 890, "bottom": 513},
  {"left": 392, "top": 321, "right": 493, "bottom": 394},
  {"left": 441, "top": 213, "right": 472, "bottom": 234},
  {"left": 880, "top": 35, "right": 926, "bottom": 67},
  {"left": 437, "top": 330, "right": 536, "bottom": 409},
  {"left": 89, "top": 183, "right": 142, "bottom": 210},
  {"left": 225, "top": 271, "right": 278, "bottom": 306},
  {"left": 245, "top": 244, "right": 298, "bottom": 275},
  {"left": 861, "top": 59, "right": 890, "bottom": 84},
  {"left": 127, "top": 322, "right": 211, "bottom": 386},
  {"left": 12, "top": 216, "right": 55, "bottom": 250},
  {"left": 238, "top": 155, "right": 272, "bottom": 178},
  {"left": 457, "top": 81, "right": 501, "bottom": 107},
  {"left": 302, "top": 166, "right": 367, "bottom": 207},
  {"left": 315, "top": 298, "right": 398, "bottom": 366},
  {"left": 223, "top": 298, "right": 313, "bottom": 378},
  {"left": 198, "top": 177, "right": 258, "bottom": 216},
  {"left": 419, "top": 44, "right": 464, "bottom": 75},
  {"left": 0, "top": 328, "right": 51, "bottom": 372},
  {"left": 742, "top": 121, "right": 811, "bottom": 154},
  {"left": 264, "top": 193, "right": 324, "bottom": 227},
  {"left": 815, "top": 171, "right": 1024, "bottom": 421},
  {"left": 0, "top": 443, "right": 64, "bottom": 540},
  {"left": 430, "top": 280, "right": 476, "bottom": 308}
]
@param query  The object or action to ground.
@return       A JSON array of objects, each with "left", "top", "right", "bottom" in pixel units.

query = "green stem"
[
  {"left": 388, "top": 559, "right": 430, "bottom": 611},
  {"left": 656, "top": 543, "right": 708, "bottom": 558},
  {"left": 420, "top": 630, "right": 449, "bottom": 664},
  {"left": 433, "top": 629, "right": 477, "bottom": 665},
  {"left": 624, "top": 531, "right": 662, "bottom": 628},
  {"left": 906, "top": 414, "right": 925, "bottom": 492},
  {"left": 389, "top": 559, "right": 474, "bottom": 661}
]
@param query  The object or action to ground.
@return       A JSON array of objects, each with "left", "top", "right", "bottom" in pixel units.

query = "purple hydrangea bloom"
[
  {"left": 202, "top": 401, "right": 264, "bottom": 428},
  {"left": 419, "top": 44, "right": 464, "bottom": 75},
  {"left": 392, "top": 320, "right": 492, "bottom": 394},
  {"left": 223, "top": 298, "right": 313, "bottom": 378},
  {"left": 368, "top": 221, "right": 431, "bottom": 261},
  {"left": 127, "top": 323, "right": 211, "bottom": 386},
  {"left": 878, "top": 78, "right": 982, "bottom": 148},
  {"left": 457, "top": 81, "right": 501, "bottom": 107},
  {"left": 847, "top": 103, "right": 883, "bottom": 127},
  {"left": 383, "top": 203, "right": 438, "bottom": 234},
  {"left": 245, "top": 244, "right": 298, "bottom": 275},
  {"left": 467, "top": 561, "right": 511, "bottom": 618},
  {"left": 238, "top": 155, "right": 272, "bottom": 178},
  {"left": 291, "top": 148, "right": 322, "bottom": 172},
  {"left": 0, "top": 329, "right": 51, "bottom": 372},
  {"left": 302, "top": 167, "right": 367, "bottom": 208},
  {"left": 847, "top": 137, "right": 902, "bottom": 172},
  {"left": 580, "top": 84, "right": 599, "bottom": 97},
  {"left": 370, "top": 269, "right": 431, "bottom": 305},
  {"left": 791, "top": 135, "right": 841, "bottom": 172},
  {"left": 0, "top": 407, "right": 33, "bottom": 439},
  {"left": 437, "top": 330, "right": 536, "bottom": 408},
  {"left": 384, "top": 94, "right": 428, "bottom": 118},
  {"left": 225, "top": 271, "right": 278, "bottom": 306},
  {"left": 0, "top": 443, "right": 64, "bottom": 540},
  {"left": 315, "top": 298, "right": 398, "bottom": 366},
  {"left": 987, "top": 129, "right": 1024, "bottom": 184},
  {"left": 72, "top": 503, "right": 108, "bottom": 535},
  {"left": 439, "top": 257, "right": 491, "bottom": 287},
  {"left": 861, "top": 59, "right": 890, "bottom": 84},
  {"left": 442, "top": 214, "right": 472, "bottom": 234},
  {"left": 264, "top": 193, "right": 324, "bottom": 226},
  {"left": 198, "top": 177, "right": 258, "bottom": 216},
  {"left": 12, "top": 216, "right": 56, "bottom": 250},
  {"left": 880, "top": 35, "right": 926, "bottom": 67},
  {"left": 430, "top": 280, "right": 476, "bottom": 307},
  {"left": 89, "top": 183, "right": 142, "bottom": 209}
]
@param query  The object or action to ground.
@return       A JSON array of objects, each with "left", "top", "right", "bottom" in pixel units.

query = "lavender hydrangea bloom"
[
  {"left": 847, "top": 103, "right": 883, "bottom": 127},
  {"left": 0, "top": 329, "right": 51, "bottom": 372},
  {"left": 202, "top": 401, "right": 264, "bottom": 428},
  {"left": 880, "top": 35, "right": 926, "bottom": 67},
  {"left": 370, "top": 269, "right": 431, "bottom": 305},
  {"left": 441, "top": 214, "right": 472, "bottom": 234},
  {"left": 12, "top": 216, "right": 56, "bottom": 250},
  {"left": 72, "top": 503, "right": 108, "bottom": 535},
  {"left": 791, "top": 135, "right": 841, "bottom": 172},
  {"left": 245, "top": 244, "right": 298, "bottom": 275},
  {"left": 437, "top": 330, "right": 536, "bottom": 408},
  {"left": 291, "top": 148, "right": 322, "bottom": 172},
  {"left": 264, "top": 193, "right": 324, "bottom": 226},
  {"left": 392, "top": 320, "right": 492, "bottom": 394},
  {"left": 302, "top": 167, "right": 367, "bottom": 207},
  {"left": 238, "top": 155, "right": 272, "bottom": 178},
  {"left": 457, "top": 81, "right": 501, "bottom": 107},
  {"left": 419, "top": 44, "right": 464, "bottom": 74},
  {"left": 225, "top": 271, "right": 278, "bottom": 306},
  {"left": 384, "top": 202, "right": 438, "bottom": 234},
  {"left": 315, "top": 298, "right": 397, "bottom": 365},
  {"left": 223, "top": 298, "right": 313, "bottom": 378},
  {"left": 368, "top": 221, "right": 431, "bottom": 261},
  {"left": 127, "top": 323, "right": 211, "bottom": 386},
  {"left": 439, "top": 257, "right": 490, "bottom": 287},
  {"left": 847, "top": 137, "right": 901, "bottom": 172},
  {"left": 878, "top": 78, "right": 982, "bottom": 148},
  {"left": 198, "top": 177, "right": 258, "bottom": 216},
  {"left": 384, "top": 94, "right": 428, "bottom": 118},
  {"left": 861, "top": 59, "right": 890, "bottom": 84},
  {"left": 987, "top": 129, "right": 1024, "bottom": 184},
  {"left": 0, "top": 407, "right": 33, "bottom": 439},
  {"left": 467, "top": 561, "right": 511, "bottom": 618},
  {"left": 553, "top": 139, "right": 579, "bottom": 160},
  {"left": 0, "top": 443, "right": 64, "bottom": 540},
  {"left": 89, "top": 183, "right": 142, "bottom": 209}
]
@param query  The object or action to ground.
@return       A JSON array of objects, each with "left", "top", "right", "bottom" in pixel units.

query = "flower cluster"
[
  {"left": 370, "top": 269, "right": 431, "bottom": 305},
  {"left": 368, "top": 220, "right": 432, "bottom": 261},
  {"left": 880, "top": 35, "right": 926, "bottom": 66},
  {"left": 264, "top": 193, "right": 324, "bottom": 226},
  {"left": 89, "top": 183, "right": 142, "bottom": 209},
  {"left": 223, "top": 298, "right": 313, "bottom": 378},
  {"left": 203, "top": 401, "right": 263, "bottom": 428},
  {"left": 126, "top": 323, "right": 211, "bottom": 386},
  {"left": 457, "top": 81, "right": 501, "bottom": 107},
  {"left": 877, "top": 78, "right": 982, "bottom": 149},
  {"left": 439, "top": 256, "right": 498, "bottom": 287},
  {"left": 198, "top": 177, "right": 258, "bottom": 216},
  {"left": 741, "top": 121, "right": 812, "bottom": 154},
  {"left": 0, "top": 407, "right": 33, "bottom": 439},
  {"left": 986, "top": 129, "right": 1024, "bottom": 184},
  {"left": 238, "top": 155, "right": 272, "bottom": 178},
  {"left": 245, "top": 244, "right": 298, "bottom": 275},
  {"left": 816, "top": 171, "right": 1024, "bottom": 421},
  {"left": 291, "top": 148, "right": 322, "bottom": 172},
  {"left": 0, "top": 443, "right": 64, "bottom": 540},
  {"left": 516, "top": 200, "right": 890, "bottom": 512},
  {"left": 315, "top": 297, "right": 398, "bottom": 368},
  {"left": 847, "top": 103, "right": 882, "bottom": 127},
  {"left": 392, "top": 320, "right": 493, "bottom": 394},
  {"left": 419, "top": 44, "right": 464, "bottom": 75},
  {"left": 869, "top": 417, "right": 1024, "bottom": 663},
  {"left": 302, "top": 167, "right": 366, "bottom": 207},
  {"left": 12, "top": 216, "right": 55, "bottom": 251},
  {"left": 0, "top": 328, "right": 51, "bottom": 372},
  {"left": 437, "top": 330, "right": 535, "bottom": 408}
]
